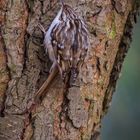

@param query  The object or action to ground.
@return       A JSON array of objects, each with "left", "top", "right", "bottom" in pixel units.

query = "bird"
[
  {"left": 38, "top": 0, "right": 90, "bottom": 83},
  {"left": 13, "top": 0, "right": 90, "bottom": 115}
]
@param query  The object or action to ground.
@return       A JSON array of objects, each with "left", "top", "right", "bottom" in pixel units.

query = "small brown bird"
[
  {"left": 39, "top": 0, "right": 90, "bottom": 83},
  {"left": 14, "top": 0, "right": 90, "bottom": 115}
]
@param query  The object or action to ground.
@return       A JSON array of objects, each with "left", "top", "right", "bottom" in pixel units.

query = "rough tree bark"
[{"left": 0, "top": 0, "right": 139, "bottom": 140}]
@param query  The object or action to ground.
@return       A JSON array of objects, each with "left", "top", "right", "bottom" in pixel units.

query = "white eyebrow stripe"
[{"left": 45, "top": 7, "right": 63, "bottom": 43}]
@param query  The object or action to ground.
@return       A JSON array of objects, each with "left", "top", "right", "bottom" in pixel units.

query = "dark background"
[{"left": 101, "top": 16, "right": 140, "bottom": 140}]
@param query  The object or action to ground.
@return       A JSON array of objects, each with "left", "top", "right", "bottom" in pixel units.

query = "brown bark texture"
[{"left": 0, "top": 0, "right": 139, "bottom": 140}]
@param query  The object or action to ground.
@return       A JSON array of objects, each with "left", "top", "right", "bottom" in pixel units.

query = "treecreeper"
[{"left": 20, "top": 0, "right": 90, "bottom": 114}]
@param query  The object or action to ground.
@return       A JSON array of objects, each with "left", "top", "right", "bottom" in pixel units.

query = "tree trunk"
[{"left": 0, "top": 0, "right": 139, "bottom": 140}]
